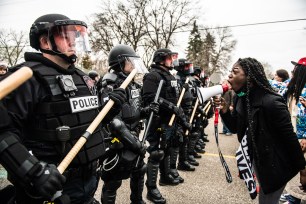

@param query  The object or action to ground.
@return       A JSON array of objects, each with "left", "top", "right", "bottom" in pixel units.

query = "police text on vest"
[{"left": 69, "top": 96, "right": 99, "bottom": 113}]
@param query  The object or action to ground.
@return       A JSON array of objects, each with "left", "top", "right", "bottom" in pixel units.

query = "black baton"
[{"left": 135, "top": 80, "right": 164, "bottom": 167}]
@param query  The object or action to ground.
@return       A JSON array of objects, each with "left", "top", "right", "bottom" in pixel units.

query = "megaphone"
[{"left": 197, "top": 84, "right": 229, "bottom": 104}]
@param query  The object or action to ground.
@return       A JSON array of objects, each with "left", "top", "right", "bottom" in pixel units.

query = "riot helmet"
[
  {"left": 192, "top": 66, "right": 202, "bottom": 78},
  {"left": 108, "top": 44, "right": 148, "bottom": 75},
  {"left": 152, "top": 48, "right": 178, "bottom": 69},
  {"left": 175, "top": 58, "right": 193, "bottom": 75},
  {"left": 30, "top": 14, "right": 91, "bottom": 64},
  {"left": 88, "top": 70, "right": 99, "bottom": 80}
]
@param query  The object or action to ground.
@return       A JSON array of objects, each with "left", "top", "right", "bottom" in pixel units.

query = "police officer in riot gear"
[
  {"left": 99, "top": 44, "right": 156, "bottom": 204},
  {"left": 189, "top": 67, "right": 207, "bottom": 155},
  {"left": 179, "top": 62, "right": 201, "bottom": 167},
  {"left": 191, "top": 67, "right": 208, "bottom": 153},
  {"left": 142, "top": 49, "right": 191, "bottom": 204},
  {"left": 174, "top": 59, "right": 198, "bottom": 171},
  {"left": 0, "top": 14, "right": 125, "bottom": 204}
]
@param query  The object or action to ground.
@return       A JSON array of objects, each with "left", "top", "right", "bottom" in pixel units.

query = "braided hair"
[
  {"left": 286, "top": 64, "right": 306, "bottom": 104},
  {"left": 237, "top": 57, "right": 277, "bottom": 166}
]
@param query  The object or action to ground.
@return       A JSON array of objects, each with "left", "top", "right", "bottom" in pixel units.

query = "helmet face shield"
[
  {"left": 173, "top": 59, "right": 179, "bottom": 67},
  {"left": 170, "top": 53, "right": 178, "bottom": 61},
  {"left": 183, "top": 63, "right": 193, "bottom": 75},
  {"left": 126, "top": 56, "right": 148, "bottom": 74},
  {"left": 50, "top": 24, "right": 91, "bottom": 56}
]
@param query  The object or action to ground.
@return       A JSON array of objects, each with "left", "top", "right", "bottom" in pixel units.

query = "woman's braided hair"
[
  {"left": 237, "top": 57, "right": 277, "bottom": 166},
  {"left": 287, "top": 64, "right": 306, "bottom": 104}
]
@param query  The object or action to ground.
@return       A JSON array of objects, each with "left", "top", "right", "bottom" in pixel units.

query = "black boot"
[
  {"left": 159, "top": 154, "right": 180, "bottom": 186},
  {"left": 188, "top": 133, "right": 200, "bottom": 166},
  {"left": 188, "top": 154, "right": 199, "bottom": 166},
  {"left": 169, "top": 147, "right": 184, "bottom": 183},
  {"left": 178, "top": 141, "right": 195, "bottom": 171},
  {"left": 101, "top": 180, "right": 122, "bottom": 204},
  {"left": 130, "top": 162, "right": 146, "bottom": 204},
  {"left": 198, "top": 139, "right": 204, "bottom": 145},
  {"left": 192, "top": 150, "right": 202, "bottom": 159},
  {"left": 146, "top": 161, "right": 166, "bottom": 204},
  {"left": 199, "top": 143, "right": 206, "bottom": 149},
  {"left": 195, "top": 145, "right": 205, "bottom": 154},
  {"left": 177, "top": 161, "right": 195, "bottom": 171},
  {"left": 170, "top": 168, "right": 184, "bottom": 183}
]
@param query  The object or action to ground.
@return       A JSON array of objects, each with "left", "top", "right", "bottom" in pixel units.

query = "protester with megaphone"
[
  {"left": 0, "top": 14, "right": 126, "bottom": 204},
  {"left": 98, "top": 44, "right": 156, "bottom": 204},
  {"left": 213, "top": 57, "right": 304, "bottom": 203}
]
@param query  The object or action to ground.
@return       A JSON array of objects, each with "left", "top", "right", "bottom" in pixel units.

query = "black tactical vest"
[
  {"left": 150, "top": 67, "right": 179, "bottom": 104},
  {"left": 175, "top": 74, "right": 194, "bottom": 111},
  {"left": 102, "top": 72, "right": 142, "bottom": 131},
  {"left": 23, "top": 61, "right": 105, "bottom": 166}
]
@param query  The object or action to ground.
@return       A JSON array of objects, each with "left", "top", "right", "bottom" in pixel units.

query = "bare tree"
[
  {"left": 0, "top": 29, "right": 28, "bottom": 66},
  {"left": 90, "top": 0, "right": 148, "bottom": 55},
  {"left": 199, "top": 27, "right": 236, "bottom": 76},
  {"left": 89, "top": 0, "right": 197, "bottom": 67},
  {"left": 211, "top": 27, "right": 237, "bottom": 75},
  {"left": 261, "top": 61, "right": 274, "bottom": 79},
  {"left": 143, "top": 0, "right": 197, "bottom": 49}
]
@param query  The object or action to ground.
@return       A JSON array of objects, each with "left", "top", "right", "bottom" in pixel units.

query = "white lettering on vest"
[
  {"left": 69, "top": 96, "right": 99, "bottom": 113},
  {"left": 131, "top": 89, "right": 140, "bottom": 99},
  {"left": 171, "top": 80, "right": 177, "bottom": 87}
]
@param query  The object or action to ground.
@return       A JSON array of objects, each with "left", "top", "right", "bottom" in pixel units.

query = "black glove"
[
  {"left": 108, "top": 88, "right": 126, "bottom": 109},
  {"left": 182, "top": 83, "right": 189, "bottom": 91},
  {"left": 182, "top": 120, "right": 192, "bottom": 131},
  {"left": 149, "top": 102, "right": 159, "bottom": 114},
  {"left": 173, "top": 106, "right": 183, "bottom": 116},
  {"left": 138, "top": 143, "right": 147, "bottom": 157},
  {"left": 197, "top": 106, "right": 205, "bottom": 115},
  {"left": 142, "top": 102, "right": 160, "bottom": 116},
  {"left": 32, "top": 162, "right": 66, "bottom": 199}
]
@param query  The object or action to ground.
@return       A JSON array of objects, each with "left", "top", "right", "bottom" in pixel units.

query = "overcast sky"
[{"left": 0, "top": 0, "right": 305, "bottom": 73}]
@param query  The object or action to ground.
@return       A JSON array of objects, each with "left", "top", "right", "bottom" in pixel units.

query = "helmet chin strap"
[
  {"left": 40, "top": 48, "right": 77, "bottom": 64},
  {"left": 158, "top": 63, "right": 173, "bottom": 70},
  {"left": 40, "top": 36, "right": 77, "bottom": 64}
]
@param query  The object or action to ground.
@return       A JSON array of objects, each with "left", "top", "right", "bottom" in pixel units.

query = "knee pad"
[
  {"left": 149, "top": 150, "right": 164, "bottom": 163},
  {"left": 190, "top": 132, "right": 199, "bottom": 139}
]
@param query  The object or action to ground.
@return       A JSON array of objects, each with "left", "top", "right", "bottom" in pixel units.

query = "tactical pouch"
[
  {"left": 56, "top": 126, "right": 71, "bottom": 154},
  {"left": 101, "top": 148, "right": 137, "bottom": 181}
]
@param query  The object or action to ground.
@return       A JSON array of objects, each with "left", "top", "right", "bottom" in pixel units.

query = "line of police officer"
[
  {"left": 141, "top": 51, "right": 210, "bottom": 204},
  {"left": 0, "top": 13, "right": 211, "bottom": 204}
]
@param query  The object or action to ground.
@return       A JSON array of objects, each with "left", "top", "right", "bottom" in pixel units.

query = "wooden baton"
[
  {"left": 168, "top": 77, "right": 189, "bottom": 126},
  {"left": 0, "top": 67, "right": 33, "bottom": 100}
]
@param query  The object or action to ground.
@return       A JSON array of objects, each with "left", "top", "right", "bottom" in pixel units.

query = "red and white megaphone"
[{"left": 197, "top": 84, "right": 229, "bottom": 103}]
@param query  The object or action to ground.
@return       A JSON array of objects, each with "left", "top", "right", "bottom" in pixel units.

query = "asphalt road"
[{"left": 94, "top": 119, "right": 259, "bottom": 204}]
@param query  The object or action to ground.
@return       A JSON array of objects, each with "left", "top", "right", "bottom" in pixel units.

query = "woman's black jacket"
[{"left": 221, "top": 87, "right": 304, "bottom": 194}]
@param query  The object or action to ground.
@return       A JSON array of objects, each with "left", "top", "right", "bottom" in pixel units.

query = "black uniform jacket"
[
  {"left": 1, "top": 52, "right": 106, "bottom": 165},
  {"left": 142, "top": 64, "right": 178, "bottom": 124},
  {"left": 221, "top": 87, "right": 304, "bottom": 194}
]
